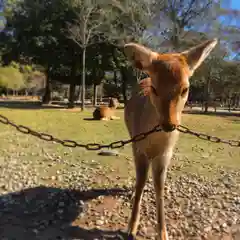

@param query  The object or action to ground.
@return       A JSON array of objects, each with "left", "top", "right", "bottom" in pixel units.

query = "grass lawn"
[{"left": 0, "top": 107, "right": 239, "bottom": 182}]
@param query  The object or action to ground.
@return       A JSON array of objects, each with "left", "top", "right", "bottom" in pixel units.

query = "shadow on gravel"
[{"left": 0, "top": 186, "right": 129, "bottom": 240}]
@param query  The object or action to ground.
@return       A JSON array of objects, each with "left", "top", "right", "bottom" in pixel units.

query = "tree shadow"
[
  {"left": 0, "top": 101, "right": 67, "bottom": 110},
  {"left": 183, "top": 109, "right": 240, "bottom": 118},
  {"left": 0, "top": 101, "right": 96, "bottom": 110},
  {"left": 0, "top": 186, "right": 130, "bottom": 240}
]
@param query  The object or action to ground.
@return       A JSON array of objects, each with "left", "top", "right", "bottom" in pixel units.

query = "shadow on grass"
[
  {"left": 0, "top": 100, "right": 124, "bottom": 111},
  {"left": 0, "top": 101, "right": 95, "bottom": 110},
  {"left": 83, "top": 117, "right": 99, "bottom": 121},
  {"left": 0, "top": 101, "right": 65, "bottom": 110},
  {"left": 183, "top": 109, "right": 240, "bottom": 118},
  {"left": 0, "top": 186, "right": 130, "bottom": 240}
]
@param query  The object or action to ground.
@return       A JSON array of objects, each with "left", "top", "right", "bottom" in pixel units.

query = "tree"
[
  {"left": 2, "top": 0, "right": 81, "bottom": 103},
  {"left": 1, "top": 0, "right": 238, "bottom": 107},
  {"left": 0, "top": 65, "right": 25, "bottom": 94},
  {"left": 66, "top": 0, "right": 113, "bottom": 111},
  {"left": 106, "top": 0, "right": 157, "bottom": 101},
  {"left": 148, "top": 0, "right": 216, "bottom": 51},
  {"left": 146, "top": 1, "right": 239, "bottom": 112}
]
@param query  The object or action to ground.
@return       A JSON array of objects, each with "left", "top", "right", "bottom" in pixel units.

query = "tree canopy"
[{"left": 0, "top": 0, "right": 239, "bottom": 110}]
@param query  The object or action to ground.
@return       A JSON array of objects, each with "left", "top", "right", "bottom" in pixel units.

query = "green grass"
[{"left": 0, "top": 107, "right": 239, "bottom": 183}]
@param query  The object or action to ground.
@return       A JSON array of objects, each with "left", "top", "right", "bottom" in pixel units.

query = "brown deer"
[
  {"left": 93, "top": 97, "right": 120, "bottom": 120},
  {"left": 123, "top": 39, "right": 218, "bottom": 239}
]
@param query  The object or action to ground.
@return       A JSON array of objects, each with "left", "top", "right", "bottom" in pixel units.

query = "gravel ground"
[{"left": 0, "top": 152, "right": 239, "bottom": 240}]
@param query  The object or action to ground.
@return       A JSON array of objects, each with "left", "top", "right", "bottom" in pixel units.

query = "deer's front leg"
[
  {"left": 110, "top": 115, "right": 120, "bottom": 120},
  {"left": 100, "top": 117, "right": 109, "bottom": 121},
  {"left": 128, "top": 152, "right": 150, "bottom": 239},
  {"left": 152, "top": 153, "right": 171, "bottom": 240}
]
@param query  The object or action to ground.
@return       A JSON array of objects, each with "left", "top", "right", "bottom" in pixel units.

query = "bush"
[{"left": 0, "top": 66, "right": 25, "bottom": 90}]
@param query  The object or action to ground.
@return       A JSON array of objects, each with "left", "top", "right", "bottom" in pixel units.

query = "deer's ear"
[
  {"left": 124, "top": 43, "right": 158, "bottom": 70},
  {"left": 139, "top": 77, "right": 152, "bottom": 96},
  {"left": 181, "top": 38, "right": 218, "bottom": 75}
]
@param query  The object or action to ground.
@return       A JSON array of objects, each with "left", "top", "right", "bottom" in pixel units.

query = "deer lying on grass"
[
  {"left": 93, "top": 97, "right": 120, "bottom": 120},
  {"left": 123, "top": 39, "right": 218, "bottom": 240}
]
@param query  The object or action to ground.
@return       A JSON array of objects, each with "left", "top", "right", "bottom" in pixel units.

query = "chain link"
[
  {"left": 0, "top": 114, "right": 239, "bottom": 149},
  {"left": 177, "top": 125, "right": 240, "bottom": 147}
]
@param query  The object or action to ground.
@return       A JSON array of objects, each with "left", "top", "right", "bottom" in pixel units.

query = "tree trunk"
[
  {"left": 100, "top": 92, "right": 102, "bottom": 103},
  {"left": 68, "top": 62, "right": 78, "bottom": 108},
  {"left": 172, "top": 35, "right": 180, "bottom": 51},
  {"left": 64, "top": 88, "right": 68, "bottom": 99},
  {"left": 171, "top": 23, "right": 181, "bottom": 51},
  {"left": 228, "top": 101, "right": 231, "bottom": 112},
  {"left": 77, "top": 85, "right": 81, "bottom": 101},
  {"left": 227, "top": 95, "right": 231, "bottom": 112},
  {"left": 42, "top": 73, "right": 52, "bottom": 104},
  {"left": 81, "top": 47, "right": 86, "bottom": 111},
  {"left": 120, "top": 67, "right": 128, "bottom": 102},
  {"left": 68, "top": 83, "right": 76, "bottom": 108},
  {"left": 232, "top": 94, "right": 237, "bottom": 109},
  {"left": 114, "top": 70, "right": 118, "bottom": 85},
  {"left": 204, "top": 77, "right": 211, "bottom": 113},
  {"left": 122, "top": 79, "right": 127, "bottom": 102},
  {"left": 93, "top": 83, "right": 98, "bottom": 106},
  {"left": 112, "top": 49, "right": 128, "bottom": 101}
]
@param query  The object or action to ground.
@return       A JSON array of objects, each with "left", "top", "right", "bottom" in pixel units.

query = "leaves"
[{"left": 0, "top": 65, "right": 25, "bottom": 90}]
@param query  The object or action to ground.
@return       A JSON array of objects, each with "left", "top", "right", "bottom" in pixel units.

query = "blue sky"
[
  {"left": 220, "top": 0, "right": 240, "bottom": 27},
  {"left": 231, "top": 0, "right": 240, "bottom": 9}
]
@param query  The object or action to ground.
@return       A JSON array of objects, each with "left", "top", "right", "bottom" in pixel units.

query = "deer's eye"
[{"left": 181, "top": 88, "right": 189, "bottom": 97}]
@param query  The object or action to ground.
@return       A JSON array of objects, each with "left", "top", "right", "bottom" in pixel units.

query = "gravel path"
[{"left": 0, "top": 153, "right": 239, "bottom": 240}]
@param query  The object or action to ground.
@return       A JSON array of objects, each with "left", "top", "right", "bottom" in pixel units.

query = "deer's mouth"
[{"left": 162, "top": 123, "right": 177, "bottom": 132}]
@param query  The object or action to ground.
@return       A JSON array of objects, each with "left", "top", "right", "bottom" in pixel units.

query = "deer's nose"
[{"left": 162, "top": 123, "right": 176, "bottom": 132}]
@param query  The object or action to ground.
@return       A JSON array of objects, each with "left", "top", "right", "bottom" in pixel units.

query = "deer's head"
[
  {"left": 124, "top": 39, "right": 218, "bottom": 132},
  {"left": 108, "top": 97, "right": 119, "bottom": 109}
]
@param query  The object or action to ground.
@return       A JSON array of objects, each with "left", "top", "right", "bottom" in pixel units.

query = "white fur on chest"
[{"left": 135, "top": 130, "right": 179, "bottom": 159}]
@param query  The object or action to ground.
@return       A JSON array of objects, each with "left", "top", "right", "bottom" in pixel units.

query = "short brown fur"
[{"left": 123, "top": 39, "right": 218, "bottom": 239}]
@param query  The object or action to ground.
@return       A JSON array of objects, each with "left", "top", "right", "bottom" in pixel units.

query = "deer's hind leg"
[{"left": 128, "top": 148, "right": 150, "bottom": 238}]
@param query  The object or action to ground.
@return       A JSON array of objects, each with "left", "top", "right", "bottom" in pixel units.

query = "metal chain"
[
  {"left": 177, "top": 125, "right": 240, "bottom": 147},
  {"left": 0, "top": 114, "right": 162, "bottom": 150},
  {"left": 0, "top": 114, "right": 239, "bottom": 149}
]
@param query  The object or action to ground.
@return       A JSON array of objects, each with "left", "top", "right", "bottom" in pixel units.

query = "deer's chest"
[{"left": 135, "top": 130, "right": 179, "bottom": 159}]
